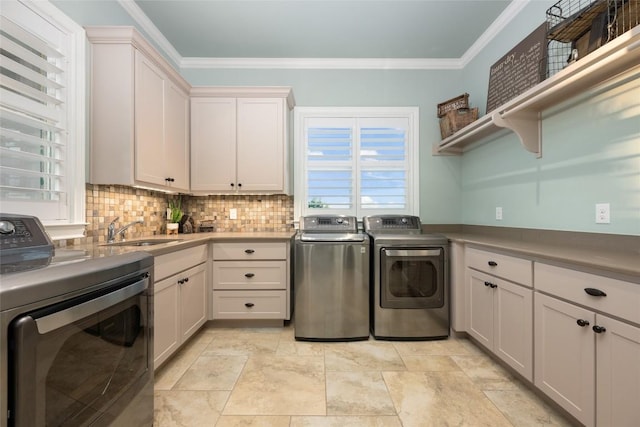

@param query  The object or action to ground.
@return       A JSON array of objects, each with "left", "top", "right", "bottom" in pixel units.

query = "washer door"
[{"left": 380, "top": 247, "right": 444, "bottom": 309}]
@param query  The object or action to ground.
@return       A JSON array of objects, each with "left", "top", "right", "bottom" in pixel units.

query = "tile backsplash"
[{"left": 60, "top": 184, "right": 295, "bottom": 247}]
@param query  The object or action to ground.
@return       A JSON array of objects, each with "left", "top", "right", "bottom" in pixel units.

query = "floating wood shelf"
[{"left": 434, "top": 25, "right": 640, "bottom": 158}]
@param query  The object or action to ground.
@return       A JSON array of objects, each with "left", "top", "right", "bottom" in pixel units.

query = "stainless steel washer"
[
  {"left": 294, "top": 215, "right": 370, "bottom": 341},
  {"left": 364, "top": 215, "right": 449, "bottom": 340}
]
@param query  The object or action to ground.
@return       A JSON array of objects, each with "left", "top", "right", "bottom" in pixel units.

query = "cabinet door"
[
  {"left": 190, "top": 97, "right": 237, "bottom": 192},
  {"left": 467, "top": 269, "right": 494, "bottom": 349},
  {"left": 134, "top": 50, "right": 166, "bottom": 186},
  {"left": 596, "top": 314, "right": 640, "bottom": 427},
  {"left": 154, "top": 277, "right": 180, "bottom": 369},
  {"left": 534, "top": 293, "right": 595, "bottom": 427},
  {"left": 165, "top": 81, "right": 190, "bottom": 191},
  {"left": 494, "top": 279, "right": 533, "bottom": 381},
  {"left": 236, "top": 98, "right": 284, "bottom": 192},
  {"left": 179, "top": 263, "right": 207, "bottom": 342}
]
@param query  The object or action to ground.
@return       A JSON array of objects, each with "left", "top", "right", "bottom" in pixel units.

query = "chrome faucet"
[{"left": 107, "top": 217, "right": 144, "bottom": 243}]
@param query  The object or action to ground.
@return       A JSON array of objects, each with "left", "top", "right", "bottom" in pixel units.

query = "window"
[
  {"left": 0, "top": 0, "right": 85, "bottom": 239},
  {"left": 294, "top": 107, "right": 419, "bottom": 218}
]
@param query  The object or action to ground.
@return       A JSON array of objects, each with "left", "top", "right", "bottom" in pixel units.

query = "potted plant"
[{"left": 167, "top": 198, "right": 183, "bottom": 234}]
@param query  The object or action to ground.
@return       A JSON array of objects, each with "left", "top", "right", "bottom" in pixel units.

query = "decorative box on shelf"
[{"left": 439, "top": 108, "right": 479, "bottom": 139}]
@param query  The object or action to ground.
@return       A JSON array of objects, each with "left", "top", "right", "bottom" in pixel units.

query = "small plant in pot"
[{"left": 167, "top": 198, "right": 183, "bottom": 234}]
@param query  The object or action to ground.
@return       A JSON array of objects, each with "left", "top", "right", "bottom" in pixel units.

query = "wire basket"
[{"left": 545, "top": 0, "right": 639, "bottom": 77}]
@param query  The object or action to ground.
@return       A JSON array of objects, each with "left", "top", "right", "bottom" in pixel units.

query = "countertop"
[{"left": 445, "top": 232, "right": 639, "bottom": 282}]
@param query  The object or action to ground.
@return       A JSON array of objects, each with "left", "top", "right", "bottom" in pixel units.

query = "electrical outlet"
[
  {"left": 229, "top": 208, "right": 237, "bottom": 220},
  {"left": 495, "top": 207, "right": 503, "bottom": 221},
  {"left": 595, "top": 203, "right": 610, "bottom": 224}
]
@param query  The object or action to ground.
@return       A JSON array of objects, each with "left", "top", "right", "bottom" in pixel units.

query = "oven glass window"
[
  {"left": 11, "top": 292, "right": 149, "bottom": 426},
  {"left": 381, "top": 249, "right": 444, "bottom": 309}
]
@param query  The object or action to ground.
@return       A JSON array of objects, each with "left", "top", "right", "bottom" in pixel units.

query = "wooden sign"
[{"left": 486, "top": 23, "right": 548, "bottom": 113}]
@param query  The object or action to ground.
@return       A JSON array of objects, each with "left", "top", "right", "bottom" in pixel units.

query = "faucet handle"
[{"left": 109, "top": 216, "right": 120, "bottom": 226}]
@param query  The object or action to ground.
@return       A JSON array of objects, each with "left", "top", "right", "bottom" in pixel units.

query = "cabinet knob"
[
  {"left": 245, "top": 249, "right": 255, "bottom": 254},
  {"left": 184, "top": 277, "right": 189, "bottom": 283},
  {"left": 230, "top": 183, "right": 235, "bottom": 187},
  {"left": 238, "top": 183, "right": 242, "bottom": 187},
  {"left": 488, "top": 261, "right": 498, "bottom": 267},
  {"left": 245, "top": 302, "right": 255, "bottom": 308},
  {"left": 576, "top": 319, "right": 590, "bottom": 327},
  {"left": 592, "top": 325, "right": 606, "bottom": 334},
  {"left": 484, "top": 281, "right": 491, "bottom": 287},
  {"left": 178, "top": 279, "right": 184, "bottom": 285},
  {"left": 245, "top": 273, "right": 255, "bottom": 278},
  {"left": 584, "top": 288, "right": 607, "bottom": 297},
  {"left": 484, "top": 281, "right": 497, "bottom": 288}
]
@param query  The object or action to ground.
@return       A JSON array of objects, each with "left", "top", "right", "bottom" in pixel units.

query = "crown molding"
[
  {"left": 120, "top": 0, "right": 530, "bottom": 71},
  {"left": 180, "top": 57, "right": 464, "bottom": 70},
  {"left": 116, "top": 0, "right": 182, "bottom": 66}
]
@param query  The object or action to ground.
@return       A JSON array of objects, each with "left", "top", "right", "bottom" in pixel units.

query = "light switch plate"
[
  {"left": 229, "top": 208, "right": 237, "bottom": 220},
  {"left": 595, "top": 203, "right": 610, "bottom": 224},
  {"left": 495, "top": 207, "right": 503, "bottom": 221}
]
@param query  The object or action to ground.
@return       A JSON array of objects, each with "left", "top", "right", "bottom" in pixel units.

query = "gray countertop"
[{"left": 444, "top": 232, "right": 639, "bottom": 282}]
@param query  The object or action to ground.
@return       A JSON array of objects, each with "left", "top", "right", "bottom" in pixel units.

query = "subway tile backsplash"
[{"left": 59, "top": 184, "right": 295, "bottom": 247}]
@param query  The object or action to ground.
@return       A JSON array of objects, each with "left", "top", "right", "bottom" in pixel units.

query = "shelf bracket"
[{"left": 491, "top": 110, "right": 542, "bottom": 158}]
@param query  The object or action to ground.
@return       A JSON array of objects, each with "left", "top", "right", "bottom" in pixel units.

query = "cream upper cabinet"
[
  {"left": 190, "top": 87, "right": 295, "bottom": 195},
  {"left": 86, "top": 27, "right": 190, "bottom": 192}
]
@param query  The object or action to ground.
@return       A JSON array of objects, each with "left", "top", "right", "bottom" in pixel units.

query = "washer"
[
  {"left": 294, "top": 215, "right": 370, "bottom": 341},
  {"left": 364, "top": 215, "right": 449, "bottom": 340}
]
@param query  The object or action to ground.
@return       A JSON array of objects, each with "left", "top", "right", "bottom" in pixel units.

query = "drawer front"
[
  {"left": 212, "top": 290, "right": 286, "bottom": 319},
  {"left": 213, "top": 242, "right": 287, "bottom": 260},
  {"left": 466, "top": 247, "right": 532, "bottom": 287},
  {"left": 535, "top": 263, "right": 640, "bottom": 324},
  {"left": 155, "top": 244, "right": 207, "bottom": 281},
  {"left": 213, "top": 261, "right": 286, "bottom": 290}
]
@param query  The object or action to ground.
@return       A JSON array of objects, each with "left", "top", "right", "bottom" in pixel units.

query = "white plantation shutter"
[
  {"left": 297, "top": 108, "right": 418, "bottom": 217},
  {"left": 0, "top": 0, "right": 85, "bottom": 238}
]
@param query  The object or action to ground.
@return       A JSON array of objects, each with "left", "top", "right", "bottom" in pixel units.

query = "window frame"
[
  {"left": 1, "top": 0, "right": 86, "bottom": 240},
  {"left": 293, "top": 106, "right": 419, "bottom": 220}
]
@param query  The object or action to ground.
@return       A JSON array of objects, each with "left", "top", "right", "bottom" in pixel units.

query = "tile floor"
[{"left": 154, "top": 323, "right": 577, "bottom": 427}]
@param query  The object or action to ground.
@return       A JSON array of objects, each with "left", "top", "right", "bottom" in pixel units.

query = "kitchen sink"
[{"left": 101, "top": 239, "right": 181, "bottom": 247}]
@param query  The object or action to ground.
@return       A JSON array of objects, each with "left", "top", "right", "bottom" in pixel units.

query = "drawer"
[
  {"left": 466, "top": 247, "right": 532, "bottom": 287},
  {"left": 155, "top": 244, "right": 207, "bottom": 281},
  {"left": 213, "top": 242, "right": 287, "bottom": 260},
  {"left": 535, "top": 263, "right": 640, "bottom": 324},
  {"left": 213, "top": 261, "right": 286, "bottom": 290},
  {"left": 212, "top": 290, "right": 286, "bottom": 319}
]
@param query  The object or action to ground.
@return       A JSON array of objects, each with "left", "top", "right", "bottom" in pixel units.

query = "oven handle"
[
  {"left": 34, "top": 275, "right": 149, "bottom": 334},
  {"left": 383, "top": 249, "right": 442, "bottom": 257}
]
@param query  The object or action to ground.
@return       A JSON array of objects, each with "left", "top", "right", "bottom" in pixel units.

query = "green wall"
[{"left": 53, "top": 0, "right": 639, "bottom": 235}]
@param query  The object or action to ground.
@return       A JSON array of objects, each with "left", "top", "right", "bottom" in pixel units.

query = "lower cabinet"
[
  {"left": 534, "top": 263, "right": 640, "bottom": 427},
  {"left": 211, "top": 241, "right": 290, "bottom": 320},
  {"left": 153, "top": 245, "right": 208, "bottom": 369}
]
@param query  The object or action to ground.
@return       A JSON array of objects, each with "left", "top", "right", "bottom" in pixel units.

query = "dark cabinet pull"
[
  {"left": 484, "top": 281, "right": 491, "bottom": 287},
  {"left": 245, "top": 303, "right": 255, "bottom": 308},
  {"left": 238, "top": 183, "right": 242, "bottom": 187},
  {"left": 178, "top": 279, "right": 184, "bottom": 285},
  {"left": 488, "top": 261, "right": 498, "bottom": 267},
  {"left": 576, "top": 319, "right": 590, "bottom": 327},
  {"left": 484, "top": 281, "right": 497, "bottom": 288},
  {"left": 245, "top": 249, "right": 255, "bottom": 254},
  {"left": 230, "top": 183, "right": 235, "bottom": 187},
  {"left": 184, "top": 277, "right": 189, "bottom": 283},
  {"left": 592, "top": 325, "right": 606, "bottom": 333},
  {"left": 584, "top": 288, "right": 607, "bottom": 297},
  {"left": 245, "top": 273, "right": 255, "bottom": 278}
]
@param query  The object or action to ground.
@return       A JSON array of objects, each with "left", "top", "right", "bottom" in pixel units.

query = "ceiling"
[{"left": 127, "top": 0, "right": 517, "bottom": 65}]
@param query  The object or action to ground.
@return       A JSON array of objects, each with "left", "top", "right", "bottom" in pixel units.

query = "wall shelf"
[{"left": 434, "top": 25, "right": 640, "bottom": 158}]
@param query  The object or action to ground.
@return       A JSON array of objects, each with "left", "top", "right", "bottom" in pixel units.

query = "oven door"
[
  {"left": 8, "top": 273, "right": 151, "bottom": 427},
  {"left": 380, "top": 247, "right": 444, "bottom": 309}
]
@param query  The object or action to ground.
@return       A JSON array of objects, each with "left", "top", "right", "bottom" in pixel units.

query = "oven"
[
  {"left": 0, "top": 214, "right": 154, "bottom": 427},
  {"left": 364, "top": 215, "right": 450, "bottom": 340},
  {"left": 380, "top": 247, "right": 445, "bottom": 309}
]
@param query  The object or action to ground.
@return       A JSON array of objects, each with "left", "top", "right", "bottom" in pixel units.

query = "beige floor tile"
[
  {"left": 154, "top": 390, "right": 229, "bottom": 427},
  {"left": 276, "top": 338, "right": 326, "bottom": 356},
  {"left": 174, "top": 355, "right": 247, "bottom": 391},
  {"left": 224, "top": 355, "right": 326, "bottom": 415},
  {"left": 154, "top": 332, "right": 215, "bottom": 390},
  {"left": 326, "top": 371, "right": 396, "bottom": 415},
  {"left": 400, "top": 355, "right": 461, "bottom": 372},
  {"left": 485, "top": 388, "right": 576, "bottom": 427},
  {"left": 290, "top": 415, "right": 403, "bottom": 426},
  {"left": 324, "top": 341, "right": 406, "bottom": 371},
  {"left": 451, "top": 355, "right": 519, "bottom": 390},
  {"left": 391, "top": 338, "right": 472, "bottom": 356},
  {"left": 215, "top": 415, "right": 291, "bottom": 427},
  {"left": 382, "top": 371, "right": 513, "bottom": 427},
  {"left": 202, "top": 331, "right": 280, "bottom": 356}
]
